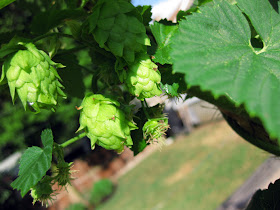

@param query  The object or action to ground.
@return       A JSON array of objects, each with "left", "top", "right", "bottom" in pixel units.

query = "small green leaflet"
[
  {"left": 150, "top": 21, "right": 178, "bottom": 64},
  {"left": 160, "top": 65, "right": 187, "bottom": 97},
  {"left": 172, "top": 0, "right": 280, "bottom": 142},
  {"left": 0, "top": 0, "right": 15, "bottom": 10},
  {"left": 161, "top": 83, "right": 179, "bottom": 97},
  {"left": 11, "top": 129, "right": 54, "bottom": 197}
]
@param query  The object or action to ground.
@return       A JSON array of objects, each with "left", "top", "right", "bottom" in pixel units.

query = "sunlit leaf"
[
  {"left": 11, "top": 129, "right": 53, "bottom": 197},
  {"left": 172, "top": 0, "right": 280, "bottom": 141},
  {"left": 150, "top": 21, "right": 178, "bottom": 64}
]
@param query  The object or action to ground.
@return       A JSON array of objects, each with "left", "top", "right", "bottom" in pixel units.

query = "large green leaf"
[
  {"left": 172, "top": 0, "right": 280, "bottom": 141},
  {"left": 150, "top": 21, "right": 178, "bottom": 64},
  {"left": 11, "top": 129, "right": 53, "bottom": 197}
]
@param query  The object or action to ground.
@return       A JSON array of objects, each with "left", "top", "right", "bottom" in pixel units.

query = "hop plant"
[
  {"left": 125, "top": 54, "right": 162, "bottom": 100},
  {"left": 88, "top": 0, "right": 150, "bottom": 63},
  {"left": 0, "top": 42, "right": 66, "bottom": 112},
  {"left": 143, "top": 117, "right": 169, "bottom": 143},
  {"left": 77, "top": 93, "right": 137, "bottom": 153},
  {"left": 30, "top": 176, "right": 55, "bottom": 207}
]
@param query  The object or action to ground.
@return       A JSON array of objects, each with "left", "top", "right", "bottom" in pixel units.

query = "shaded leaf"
[
  {"left": 64, "top": 0, "right": 80, "bottom": 9},
  {"left": 31, "top": 8, "right": 87, "bottom": 35},
  {"left": 268, "top": 0, "right": 280, "bottom": 13},
  {"left": 246, "top": 179, "right": 280, "bottom": 210},
  {"left": 0, "top": 0, "right": 15, "bottom": 10},
  {"left": 136, "top": 5, "right": 152, "bottom": 26},
  {"left": 131, "top": 108, "right": 148, "bottom": 155},
  {"left": 160, "top": 64, "right": 187, "bottom": 96},
  {"left": 54, "top": 53, "right": 85, "bottom": 99}
]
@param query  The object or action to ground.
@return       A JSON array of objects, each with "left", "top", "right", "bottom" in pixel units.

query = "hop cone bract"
[
  {"left": 77, "top": 93, "right": 137, "bottom": 153},
  {"left": 143, "top": 118, "right": 169, "bottom": 142},
  {"left": 1, "top": 42, "right": 66, "bottom": 112},
  {"left": 30, "top": 176, "right": 55, "bottom": 207},
  {"left": 54, "top": 161, "right": 74, "bottom": 187},
  {"left": 125, "top": 54, "right": 162, "bottom": 100},
  {"left": 88, "top": 0, "right": 150, "bottom": 63}
]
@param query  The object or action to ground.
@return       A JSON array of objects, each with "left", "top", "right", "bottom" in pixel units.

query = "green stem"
[
  {"left": 32, "top": 33, "right": 74, "bottom": 42},
  {"left": 144, "top": 99, "right": 149, "bottom": 107},
  {"left": 56, "top": 45, "right": 88, "bottom": 55},
  {"left": 141, "top": 100, "right": 150, "bottom": 119},
  {"left": 60, "top": 132, "right": 87, "bottom": 148}
]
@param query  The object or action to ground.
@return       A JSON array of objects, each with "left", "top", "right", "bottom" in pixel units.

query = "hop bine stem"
[
  {"left": 60, "top": 132, "right": 87, "bottom": 148},
  {"left": 32, "top": 33, "right": 74, "bottom": 42},
  {"left": 141, "top": 100, "right": 150, "bottom": 119}
]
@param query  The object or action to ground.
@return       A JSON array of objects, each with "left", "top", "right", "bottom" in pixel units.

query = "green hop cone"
[
  {"left": 0, "top": 42, "right": 66, "bottom": 112},
  {"left": 88, "top": 0, "right": 150, "bottom": 63},
  {"left": 77, "top": 93, "right": 137, "bottom": 153},
  {"left": 30, "top": 176, "right": 55, "bottom": 207},
  {"left": 125, "top": 54, "right": 162, "bottom": 100},
  {"left": 143, "top": 118, "right": 169, "bottom": 143}
]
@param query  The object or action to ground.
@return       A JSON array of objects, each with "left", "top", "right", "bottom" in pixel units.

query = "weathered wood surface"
[{"left": 217, "top": 157, "right": 280, "bottom": 210}]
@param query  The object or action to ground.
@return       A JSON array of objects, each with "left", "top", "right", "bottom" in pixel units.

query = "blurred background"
[{"left": 0, "top": 0, "right": 278, "bottom": 210}]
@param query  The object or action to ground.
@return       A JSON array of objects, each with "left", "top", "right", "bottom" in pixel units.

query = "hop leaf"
[
  {"left": 125, "top": 54, "right": 162, "bottom": 100},
  {"left": 77, "top": 93, "right": 137, "bottom": 153},
  {"left": 0, "top": 42, "right": 66, "bottom": 112},
  {"left": 88, "top": 0, "right": 150, "bottom": 63}
]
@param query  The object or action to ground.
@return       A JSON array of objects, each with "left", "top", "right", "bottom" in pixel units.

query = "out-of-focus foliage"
[
  {"left": 66, "top": 203, "right": 87, "bottom": 210},
  {"left": 89, "top": 179, "right": 114, "bottom": 206},
  {"left": 0, "top": 94, "right": 82, "bottom": 160}
]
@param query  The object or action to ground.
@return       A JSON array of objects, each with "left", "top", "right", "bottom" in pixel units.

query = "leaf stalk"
[
  {"left": 32, "top": 33, "right": 74, "bottom": 43},
  {"left": 141, "top": 100, "right": 151, "bottom": 119},
  {"left": 60, "top": 132, "right": 87, "bottom": 148}
]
